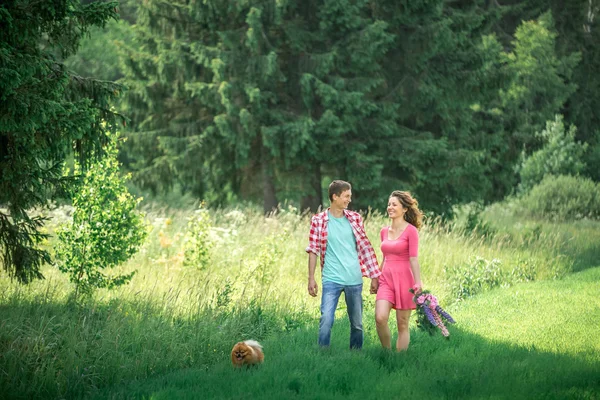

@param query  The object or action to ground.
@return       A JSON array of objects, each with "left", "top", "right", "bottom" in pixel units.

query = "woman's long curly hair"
[{"left": 390, "top": 190, "right": 423, "bottom": 230}]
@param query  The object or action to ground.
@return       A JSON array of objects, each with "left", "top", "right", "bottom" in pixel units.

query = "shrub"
[
  {"left": 183, "top": 207, "right": 213, "bottom": 269},
  {"left": 445, "top": 256, "right": 538, "bottom": 301},
  {"left": 445, "top": 257, "right": 506, "bottom": 301},
  {"left": 463, "top": 203, "right": 496, "bottom": 238},
  {"left": 518, "top": 115, "right": 588, "bottom": 193},
  {"left": 519, "top": 175, "right": 600, "bottom": 221},
  {"left": 54, "top": 136, "right": 147, "bottom": 298}
]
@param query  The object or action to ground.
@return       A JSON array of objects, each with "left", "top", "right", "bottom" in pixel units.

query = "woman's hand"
[{"left": 412, "top": 282, "right": 423, "bottom": 294}]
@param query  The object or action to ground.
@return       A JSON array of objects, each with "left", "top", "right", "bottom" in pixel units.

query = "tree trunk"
[
  {"left": 261, "top": 147, "right": 278, "bottom": 214},
  {"left": 300, "top": 164, "right": 322, "bottom": 213}
]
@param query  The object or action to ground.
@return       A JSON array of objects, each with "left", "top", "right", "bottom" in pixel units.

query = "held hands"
[
  {"left": 308, "top": 278, "right": 318, "bottom": 297},
  {"left": 370, "top": 278, "right": 379, "bottom": 294}
]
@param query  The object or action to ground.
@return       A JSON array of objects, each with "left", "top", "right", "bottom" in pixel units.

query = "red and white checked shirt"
[{"left": 305, "top": 209, "right": 381, "bottom": 279}]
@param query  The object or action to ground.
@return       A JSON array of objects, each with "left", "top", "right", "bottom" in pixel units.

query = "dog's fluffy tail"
[{"left": 243, "top": 340, "right": 263, "bottom": 351}]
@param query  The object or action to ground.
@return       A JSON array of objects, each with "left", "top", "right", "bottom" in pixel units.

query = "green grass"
[
  {"left": 95, "top": 267, "right": 600, "bottom": 399},
  {"left": 1, "top": 206, "right": 599, "bottom": 399}
]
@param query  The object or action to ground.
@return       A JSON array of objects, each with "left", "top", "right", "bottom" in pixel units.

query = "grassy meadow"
[{"left": 1, "top": 204, "right": 599, "bottom": 399}]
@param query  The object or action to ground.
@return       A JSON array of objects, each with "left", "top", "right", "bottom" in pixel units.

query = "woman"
[{"left": 373, "top": 191, "right": 423, "bottom": 351}]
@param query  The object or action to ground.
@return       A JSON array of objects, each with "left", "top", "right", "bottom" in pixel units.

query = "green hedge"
[{"left": 519, "top": 175, "right": 600, "bottom": 221}]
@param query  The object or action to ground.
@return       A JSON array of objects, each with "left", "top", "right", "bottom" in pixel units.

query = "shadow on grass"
[
  {"left": 566, "top": 242, "right": 600, "bottom": 273},
  {"left": 92, "top": 321, "right": 600, "bottom": 400},
  {"left": 0, "top": 296, "right": 299, "bottom": 400}
]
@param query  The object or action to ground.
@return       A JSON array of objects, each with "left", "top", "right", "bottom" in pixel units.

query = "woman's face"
[{"left": 387, "top": 196, "right": 407, "bottom": 219}]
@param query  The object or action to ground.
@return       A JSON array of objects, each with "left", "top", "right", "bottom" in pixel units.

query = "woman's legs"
[
  {"left": 395, "top": 309, "right": 412, "bottom": 351},
  {"left": 375, "top": 300, "right": 394, "bottom": 349}
]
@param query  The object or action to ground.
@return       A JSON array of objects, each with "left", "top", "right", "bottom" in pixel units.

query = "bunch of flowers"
[{"left": 409, "top": 285, "right": 456, "bottom": 338}]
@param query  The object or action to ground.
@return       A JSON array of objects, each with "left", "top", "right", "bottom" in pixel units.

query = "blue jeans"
[{"left": 318, "top": 281, "right": 363, "bottom": 349}]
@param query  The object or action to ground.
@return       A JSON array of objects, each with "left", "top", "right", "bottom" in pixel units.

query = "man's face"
[{"left": 332, "top": 189, "right": 352, "bottom": 209}]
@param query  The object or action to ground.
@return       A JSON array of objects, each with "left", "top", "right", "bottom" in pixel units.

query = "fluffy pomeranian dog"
[{"left": 231, "top": 340, "right": 264, "bottom": 367}]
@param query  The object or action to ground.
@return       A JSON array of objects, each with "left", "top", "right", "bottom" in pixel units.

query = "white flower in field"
[
  {"left": 209, "top": 227, "right": 237, "bottom": 242},
  {"left": 153, "top": 217, "right": 167, "bottom": 227},
  {"left": 265, "top": 217, "right": 279, "bottom": 227},
  {"left": 224, "top": 210, "right": 246, "bottom": 225}
]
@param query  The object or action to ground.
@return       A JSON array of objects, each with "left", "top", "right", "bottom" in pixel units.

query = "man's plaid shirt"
[{"left": 305, "top": 209, "right": 382, "bottom": 279}]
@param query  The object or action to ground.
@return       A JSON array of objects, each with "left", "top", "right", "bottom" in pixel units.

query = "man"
[{"left": 306, "top": 180, "right": 381, "bottom": 349}]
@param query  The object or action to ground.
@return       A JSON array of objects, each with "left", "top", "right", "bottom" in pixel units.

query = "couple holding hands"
[{"left": 306, "top": 180, "right": 423, "bottom": 351}]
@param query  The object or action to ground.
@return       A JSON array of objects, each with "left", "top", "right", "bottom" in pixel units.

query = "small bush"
[
  {"left": 519, "top": 175, "right": 600, "bottom": 221},
  {"left": 464, "top": 204, "right": 497, "bottom": 238},
  {"left": 510, "top": 259, "right": 537, "bottom": 283},
  {"left": 55, "top": 136, "right": 147, "bottom": 298},
  {"left": 518, "top": 115, "right": 587, "bottom": 193},
  {"left": 183, "top": 207, "right": 213, "bottom": 269},
  {"left": 445, "top": 256, "right": 538, "bottom": 301},
  {"left": 445, "top": 257, "right": 506, "bottom": 301}
]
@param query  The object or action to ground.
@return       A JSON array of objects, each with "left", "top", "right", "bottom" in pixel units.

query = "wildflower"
[
  {"left": 436, "top": 306, "right": 455, "bottom": 324},
  {"left": 428, "top": 295, "right": 438, "bottom": 309},
  {"left": 159, "top": 232, "right": 172, "bottom": 248},
  {"left": 422, "top": 304, "right": 438, "bottom": 326},
  {"left": 409, "top": 287, "right": 456, "bottom": 338},
  {"left": 433, "top": 313, "right": 449, "bottom": 337}
]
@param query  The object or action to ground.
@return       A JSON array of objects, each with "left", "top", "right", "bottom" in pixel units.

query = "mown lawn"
[{"left": 95, "top": 267, "right": 600, "bottom": 400}]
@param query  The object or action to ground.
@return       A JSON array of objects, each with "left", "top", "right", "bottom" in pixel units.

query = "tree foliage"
[
  {"left": 119, "top": 0, "right": 516, "bottom": 214},
  {"left": 502, "top": 0, "right": 600, "bottom": 181},
  {"left": 0, "top": 0, "right": 122, "bottom": 283},
  {"left": 5, "top": 0, "right": 599, "bottom": 237}
]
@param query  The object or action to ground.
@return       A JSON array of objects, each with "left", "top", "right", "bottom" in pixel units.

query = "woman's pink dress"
[{"left": 376, "top": 224, "right": 419, "bottom": 310}]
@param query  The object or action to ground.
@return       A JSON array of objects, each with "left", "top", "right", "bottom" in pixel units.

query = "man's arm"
[
  {"left": 308, "top": 252, "right": 318, "bottom": 297},
  {"left": 306, "top": 215, "right": 320, "bottom": 297},
  {"left": 356, "top": 213, "right": 382, "bottom": 281}
]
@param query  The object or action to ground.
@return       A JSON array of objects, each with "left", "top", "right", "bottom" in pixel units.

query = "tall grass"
[{"left": 0, "top": 204, "right": 599, "bottom": 399}]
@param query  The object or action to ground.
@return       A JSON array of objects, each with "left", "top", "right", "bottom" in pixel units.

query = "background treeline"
[
  {"left": 66, "top": 0, "right": 600, "bottom": 214},
  {"left": 3, "top": 0, "right": 600, "bottom": 283}
]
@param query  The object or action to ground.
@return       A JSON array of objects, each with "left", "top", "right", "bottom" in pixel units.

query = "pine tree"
[
  {"left": 119, "top": 0, "right": 236, "bottom": 205},
  {"left": 0, "top": 0, "right": 122, "bottom": 283},
  {"left": 497, "top": 1, "right": 600, "bottom": 181},
  {"left": 365, "top": 0, "right": 506, "bottom": 213},
  {"left": 121, "top": 0, "right": 397, "bottom": 212},
  {"left": 485, "top": 12, "right": 580, "bottom": 200},
  {"left": 114, "top": 0, "right": 590, "bottom": 214}
]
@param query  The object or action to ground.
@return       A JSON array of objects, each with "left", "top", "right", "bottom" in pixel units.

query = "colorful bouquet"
[{"left": 409, "top": 285, "right": 456, "bottom": 338}]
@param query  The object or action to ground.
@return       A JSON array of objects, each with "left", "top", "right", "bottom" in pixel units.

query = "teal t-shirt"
[{"left": 322, "top": 212, "right": 363, "bottom": 285}]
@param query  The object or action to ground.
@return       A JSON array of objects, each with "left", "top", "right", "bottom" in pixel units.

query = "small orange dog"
[{"left": 231, "top": 340, "right": 264, "bottom": 367}]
